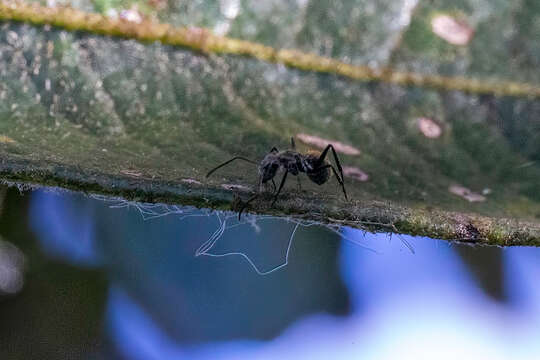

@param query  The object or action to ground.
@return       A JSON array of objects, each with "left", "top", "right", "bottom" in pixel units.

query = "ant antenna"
[{"left": 206, "top": 156, "right": 257, "bottom": 178}]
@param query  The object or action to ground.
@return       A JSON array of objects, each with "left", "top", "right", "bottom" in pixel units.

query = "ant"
[{"left": 206, "top": 138, "right": 348, "bottom": 218}]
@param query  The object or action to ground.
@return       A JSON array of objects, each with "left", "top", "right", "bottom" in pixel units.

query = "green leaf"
[{"left": 0, "top": 1, "right": 539, "bottom": 245}]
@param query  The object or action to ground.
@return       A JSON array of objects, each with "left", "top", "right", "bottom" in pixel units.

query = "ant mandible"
[{"left": 206, "top": 137, "right": 349, "bottom": 218}]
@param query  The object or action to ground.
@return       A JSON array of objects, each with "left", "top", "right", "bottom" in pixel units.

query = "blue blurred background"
[{"left": 0, "top": 187, "right": 539, "bottom": 359}]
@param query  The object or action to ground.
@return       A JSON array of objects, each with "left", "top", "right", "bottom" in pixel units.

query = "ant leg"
[
  {"left": 206, "top": 156, "right": 257, "bottom": 178},
  {"left": 291, "top": 137, "right": 296, "bottom": 150},
  {"left": 240, "top": 175, "right": 263, "bottom": 220},
  {"left": 319, "top": 164, "right": 348, "bottom": 200},
  {"left": 317, "top": 144, "right": 347, "bottom": 195},
  {"left": 257, "top": 174, "right": 264, "bottom": 193},
  {"left": 238, "top": 193, "right": 260, "bottom": 220},
  {"left": 317, "top": 145, "right": 345, "bottom": 183},
  {"left": 263, "top": 178, "right": 277, "bottom": 193},
  {"left": 270, "top": 147, "right": 279, "bottom": 153},
  {"left": 272, "top": 170, "right": 288, "bottom": 206}
]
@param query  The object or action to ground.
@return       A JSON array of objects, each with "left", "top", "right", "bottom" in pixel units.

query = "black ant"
[{"left": 206, "top": 138, "right": 348, "bottom": 218}]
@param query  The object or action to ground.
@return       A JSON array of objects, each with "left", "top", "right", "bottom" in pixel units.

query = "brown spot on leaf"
[
  {"left": 296, "top": 133, "right": 360, "bottom": 155},
  {"left": 417, "top": 117, "right": 442, "bottom": 138},
  {"left": 182, "top": 26, "right": 211, "bottom": 49},
  {"left": 343, "top": 166, "right": 369, "bottom": 182},
  {"left": 0, "top": 135, "right": 15, "bottom": 144},
  {"left": 431, "top": 15, "right": 474, "bottom": 45},
  {"left": 449, "top": 185, "right": 486, "bottom": 202}
]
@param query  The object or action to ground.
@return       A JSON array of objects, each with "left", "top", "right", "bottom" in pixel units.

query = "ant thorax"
[
  {"left": 259, "top": 151, "right": 304, "bottom": 182},
  {"left": 259, "top": 150, "right": 332, "bottom": 184}
]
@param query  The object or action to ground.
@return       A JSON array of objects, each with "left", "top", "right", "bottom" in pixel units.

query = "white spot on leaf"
[
  {"left": 221, "top": 184, "right": 251, "bottom": 191},
  {"left": 120, "top": 8, "right": 143, "bottom": 23},
  {"left": 431, "top": 15, "right": 474, "bottom": 45},
  {"left": 181, "top": 178, "right": 202, "bottom": 185},
  {"left": 343, "top": 166, "right": 369, "bottom": 182},
  {"left": 296, "top": 133, "right": 360, "bottom": 155},
  {"left": 449, "top": 185, "right": 486, "bottom": 202},
  {"left": 417, "top": 117, "right": 442, "bottom": 138}
]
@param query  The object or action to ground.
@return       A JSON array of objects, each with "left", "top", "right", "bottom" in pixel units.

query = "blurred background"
[{"left": 1, "top": 186, "right": 540, "bottom": 359}]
